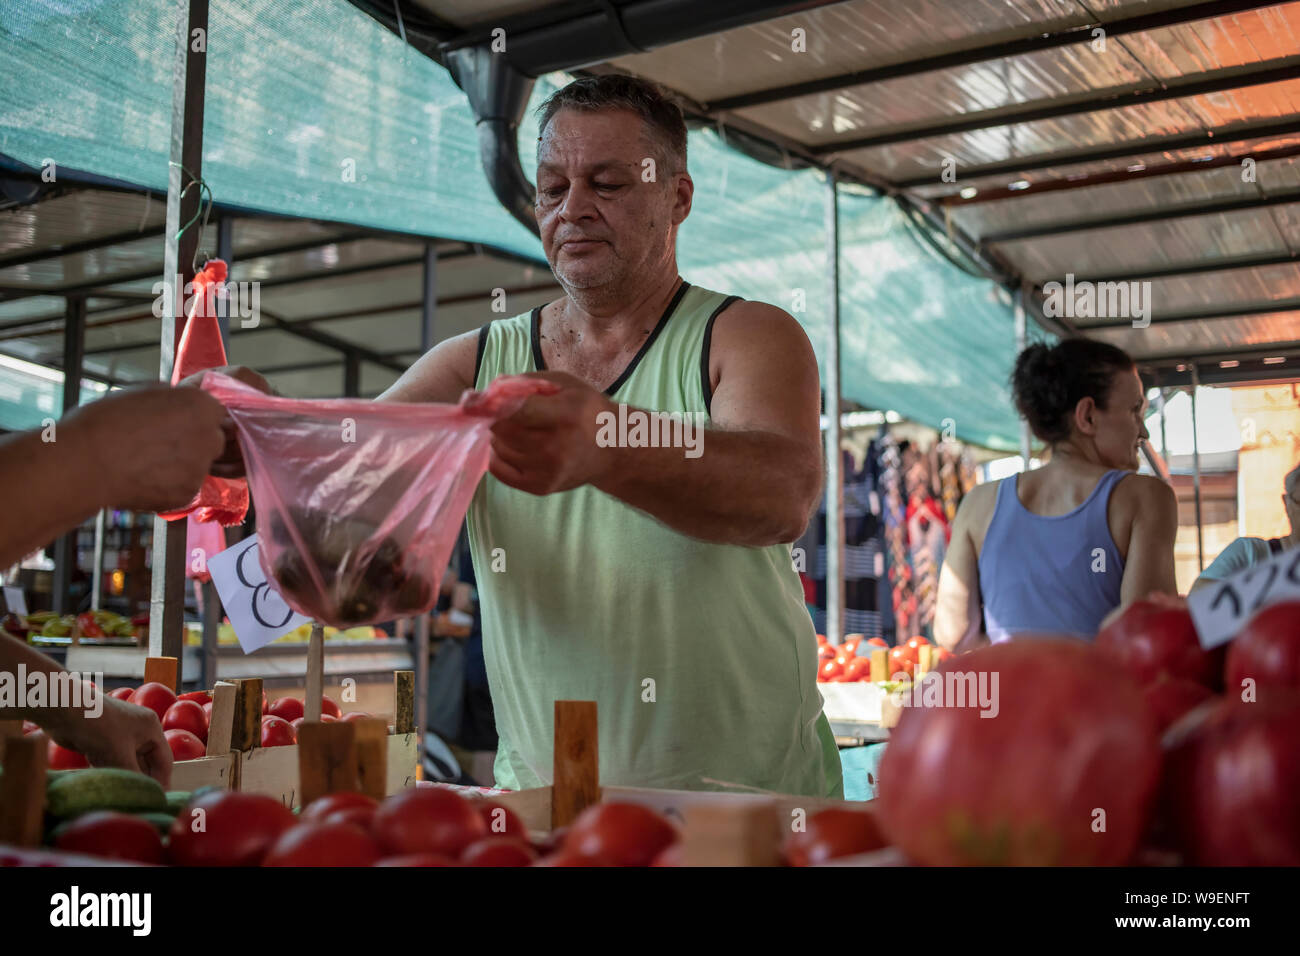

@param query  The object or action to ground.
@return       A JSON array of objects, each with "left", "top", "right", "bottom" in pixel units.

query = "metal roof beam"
[
  {"left": 1076, "top": 297, "right": 1300, "bottom": 329},
  {"left": 982, "top": 189, "right": 1300, "bottom": 243},
  {"left": 1069, "top": 252, "right": 1299, "bottom": 284},
  {"left": 934, "top": 141, "right": 1300, "bottom": 207},
  {"left": 812, "top": 58, "right": 1300, "bottom": 156},
  {"left": 706, "top": 0, "right": 1288, "bottom": 112},
  {"left": 0, "top": 224, "right": 168, "bottom": 270},
  {"left": 893, "top": 118, "right": 1300, "bottom": 190}
]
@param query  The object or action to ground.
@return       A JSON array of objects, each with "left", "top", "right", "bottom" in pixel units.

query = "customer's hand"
[
  {"left": 178, "top": 366, "right": 276, "bottom": 478},
  {"left": 63, "top": 384, "right": 226, "bottom": 513},
  {"left": 41, "top": 692, "right": 173, "bottom": 787}
]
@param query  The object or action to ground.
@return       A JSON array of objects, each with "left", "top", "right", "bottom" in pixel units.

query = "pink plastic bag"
[
  {"left": 199, "top": 371, "right": 558, "bottom": 627},
  {"left": 157, "top": 259, "right": 250, "bottom": 526}
]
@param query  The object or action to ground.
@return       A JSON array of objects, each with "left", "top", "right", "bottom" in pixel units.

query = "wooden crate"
[{"left": 431, "top": 699, "right": 880, "bottom": 866}]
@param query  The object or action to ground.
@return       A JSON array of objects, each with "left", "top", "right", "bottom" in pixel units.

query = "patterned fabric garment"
[
  {"left": 879, "top": 437, "right": 915, "bottom": 642},
  {"left": 939, "top": 443, "right": 961, "bottom": 523}
]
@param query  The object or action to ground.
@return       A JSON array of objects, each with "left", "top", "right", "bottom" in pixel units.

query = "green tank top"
[{"left": 467, "top": 281, "right": 843, "bottom": 798}]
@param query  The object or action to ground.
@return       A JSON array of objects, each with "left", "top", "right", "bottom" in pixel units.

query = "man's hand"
[
  {"left": 42, "top": 694, "right": 173, "bottom": 787},
  {"left": 487, "top": 371, "right": 617, "bottom": 495},
  {"left": 62, "top": 384, "right": 226, "bottom": 513},
  {"left": 178, "top": 365, "right": 276, "bottom": 478}
]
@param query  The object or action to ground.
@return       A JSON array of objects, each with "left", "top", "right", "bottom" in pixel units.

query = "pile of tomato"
[
  {"left": 44, "top": 784, "right": 888, "bottom": 867},
  {"left": 816, "top": 634, "right": 951, "bottom": 682},
  {"left": 877, "top": 598, "right": 1300, "bottom": 866},
  {"left": 24, "top": 684, "right": 380, "bottom": 766}
]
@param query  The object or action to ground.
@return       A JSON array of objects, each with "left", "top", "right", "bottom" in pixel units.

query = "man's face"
[{"left": 534, "top": 108, "right": 690, "bottom": 292}]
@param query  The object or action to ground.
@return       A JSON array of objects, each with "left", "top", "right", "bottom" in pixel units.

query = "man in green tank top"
[{"left": 214, "top": 74, "right": 842, "bottom": 798}]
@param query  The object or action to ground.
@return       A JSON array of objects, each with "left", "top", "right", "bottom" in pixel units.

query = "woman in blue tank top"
[{"left": 935, "top": 339, "right": 1179, "bottom": 648}]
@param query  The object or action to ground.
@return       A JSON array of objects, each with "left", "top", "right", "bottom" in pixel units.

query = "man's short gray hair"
[{"left": 536, "top": 74, "right": 688, "bottom": 172}]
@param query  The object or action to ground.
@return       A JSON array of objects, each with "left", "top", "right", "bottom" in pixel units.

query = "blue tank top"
[{"left": 978, "top": 470, "right": 1127, "bottom": 642}]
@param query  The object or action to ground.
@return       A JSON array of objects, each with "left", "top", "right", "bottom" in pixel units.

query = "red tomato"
[
  {"left": 163, "top": 700, "right": 208, "bottom": 744},
  {"left": 54, "top": 811, "right": 165, "bottom": 864},
  {"left": 75, "top": 613, "right": 105, "bottom": 638},
  {"left": 907, "top": 637, "right": 929, "bottom": 663},
  {"left": 108, "top": 687, "right": 135, "bottom": 702},
  {"left": 888, "top": 647, "right": 914, "bottom": 680},
  {"left": 47, "top": 740, "right": 88, "bottom": 770},
  {"left": 177, "top": 690, "right": 211, "bottom": 705},
  {"left": 816, "top": 633, "right": 828, "bottom": 646},
  {"left": 1096, "top": 599, "right": 1221, "bottom": 689},
  {"left": 372, "top": 788, "right": 487, "bottom": 858},
  {"left": 262, "top": 821, "right": 381, "bottom": 867},
  {"left": 290, "top": 715, "right": 339, "bottom": 736},
  {"left": 1163, "top": 694, "right": 1300, "bottom": 865},
  {"left": 341, "top": 711, "right": 373, "bottom": 723},
  {"left": 165, "top": 729, "right": 206, "bottom": 762},
  {"left": 202, "top": 701, "right": 213, "bottom": 724},
  {"left": 460, "top": 837, "right": 538, "bottom": 867},
  {"left": 817, "top": 644, "right": 837, "bottom": 663},
  {"left": 834, "top": 651, "right": 854, "bottom": 669},
  {"left": 879, "top": 640, "right": 1158, "bottom": 865},
  {"left": 932, "top": 647, "right": 953, "bottom": 665},
  {"left": 1142, "top": 678, "right": 1216, "bottom": 735},
  {"left": 866, "top": 637, "right": 889, "bottom": 648},
  {"left": 321, "top": 696, "right": 343, "bottom": 718},
  {"left": 533, "top": 851, "right": 613, "bottom": 867},
  {"left": 476, "top": 799, "right": 528, "bottom": 839},
  {"left": 1225, "top": 602, "right": 1300, "bottom": 703},
  {"left": 260, "top": 715, "right": 296, "bottom": 748},
  {"left": 267, "top": 697, "right": 305, "bottom": 722},
  {"left": 845, "top": 657, "right": 872, "bottom": 682},
  {"left": 168, "top": 791, "right": 297, "bottom": 866},
  {"left": 784, "top": 808, "right": 887, "bottom": 866},
  {"left": 132, "top": 682, "right": 177, "bottom": 721},
  {"left": 818, "top": 659, "right": 843, "bottom": 682},
  {"left": 842, "top": 639, "right": 861, "bottom": 657},
  {"left": 22, "top": 720, "right": 40, "bottom": 736},
  {"left": 373, "top": 854, "right": 460, "bottom": 866},
  {"left": 301, "top": 792, "right": 378, "bottom": 829},
  {"left": 896, "top": 642, "right": 919, "bottom": 666},
  {"left": 562, "top": 802, "right": 678, "bottom": 867},
  {"left": 650, "top": 842, "right": 684, "bottom": 866}
]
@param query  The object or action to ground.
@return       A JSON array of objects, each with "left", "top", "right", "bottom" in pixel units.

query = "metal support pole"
[
  {"left": 51, "top": 303, "right": 86, "bottom": 614},
  {"left": 416, "top": 243, "right": 437, "bottom": 732},
  {"left": 52, "top": 296, "right": 86, "bottom": 615},
  {"left": 343, "top": 351, "right": 361, "bottom": 398},
  {"left": 1190, "top": 366, "right": 1204, "bottom": 572},
  {"left": 421, "top": 243, "right": 438, "bottom": 354},
  {"left": 824, "top": 171, "right": 844, "bottom": 646},
  {"left": 1014, "top": 287, "right": 1031, "bottom": 467},
  {"left": 215, "top": 216, "right": 233, "bottom": 354},
  {"left": 91, "top": 509, "right": 105, "bottom": 610},
  {"left": 150, "top": 0, "right": 209, "bottom": 662}
]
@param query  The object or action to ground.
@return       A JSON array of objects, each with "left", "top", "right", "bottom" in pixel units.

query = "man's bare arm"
[
  {"left": 378, "top": 329, "right": 480, "bottom": 404},
  {"left": 591, "top": 302, "right": 822, "bottom": 546}
]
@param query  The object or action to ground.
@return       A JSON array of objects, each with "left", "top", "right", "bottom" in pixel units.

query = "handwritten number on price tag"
[
  {"left": 1188, "top": 545, "right": 1300, "bottom": 650},
  {"left": 1209, "top": 580, "right": 1241, "bottom": 617},
  {"left": 207, "top": 533, "right": 309, "bottom": 653},
  {"left": 234, "top": 540, "right": 295, "bottom": 630}
]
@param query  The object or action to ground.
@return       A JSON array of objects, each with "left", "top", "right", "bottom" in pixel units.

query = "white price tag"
[
  {"left": 2, "top": 586, "right": 27, "bottom": 616},
  {"left": 207, "top": 534, "right": 310, "bottom": 653},
  {"left": 1187, "top": 546, "right": 1300, "bottom": 650}
]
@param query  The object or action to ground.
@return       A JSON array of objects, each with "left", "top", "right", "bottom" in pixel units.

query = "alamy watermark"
[
  {"left": 152, "top": 273, "right": 261, "bottom": 328},
  {"left": 596, "top": 404, "right": 706, "bottom": 459},
  {"left": 0, "top": 667, "right": 105, "bottom": 718},
  {"left": 1042, "top": 273, "right": 1152, "bottom": 328},
  {"left": 889, "top": 668, "right": 1000, "bottom": 718}
]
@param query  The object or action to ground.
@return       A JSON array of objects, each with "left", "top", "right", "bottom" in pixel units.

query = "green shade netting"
[{"left": 0, "top": 1, "right": 1025, "bottom": 449}]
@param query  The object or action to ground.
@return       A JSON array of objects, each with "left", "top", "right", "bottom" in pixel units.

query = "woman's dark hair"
[{"left": 1012, "top": 339, "right": 1136, "bottom": 444}]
